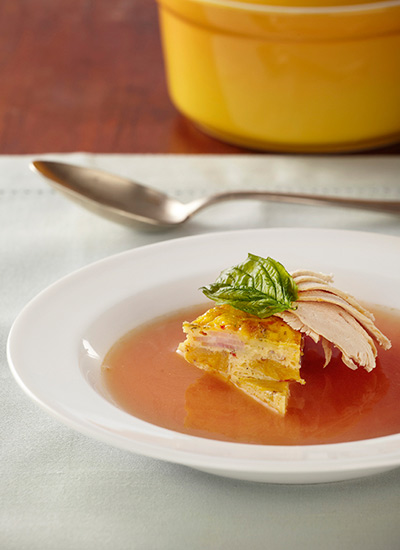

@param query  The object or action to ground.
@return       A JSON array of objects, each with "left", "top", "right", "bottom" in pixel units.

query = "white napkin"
[{"left": 2, "top": 153, "right": 400, "bottom": 550}]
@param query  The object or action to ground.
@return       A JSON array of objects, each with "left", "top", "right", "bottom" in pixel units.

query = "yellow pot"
[{"left": 157, "top": 0, "right": 400, "bottom": 152}]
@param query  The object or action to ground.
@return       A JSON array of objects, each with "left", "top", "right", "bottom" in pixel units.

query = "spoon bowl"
[
  {"left": 31, "top": 161, "right": 400, "bottom": 229},
  {"left": 30, "top": 160, "right": 187, "bottom": 227}
]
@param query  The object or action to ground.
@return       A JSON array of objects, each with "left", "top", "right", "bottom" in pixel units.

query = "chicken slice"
[
  {"left": 297, "top": 289, "right": 391, "bottom": 350},
  {"left": 294, "top": 281, "right": 375, "bottom": 320},
  {"left": 278, "top": 302, "right": 380, "bottom": 372}
]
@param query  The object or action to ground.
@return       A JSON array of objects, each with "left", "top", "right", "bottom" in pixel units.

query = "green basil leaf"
[{"left": 201, "top": 254, "right": 298, "bottom": 318}]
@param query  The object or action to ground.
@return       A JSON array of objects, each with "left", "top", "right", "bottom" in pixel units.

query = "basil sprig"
[{"left": 201, "top": 254, "right": 298, "bottom": 318}]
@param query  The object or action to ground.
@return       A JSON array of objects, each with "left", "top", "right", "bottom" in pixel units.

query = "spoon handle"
[{"left": 189, "top": 190, "right": 400, "bottom": 216}]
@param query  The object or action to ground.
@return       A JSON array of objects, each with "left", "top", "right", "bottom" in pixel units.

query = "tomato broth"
[{"left": 102, "top": 305, "right": 400, "bottom": 445}]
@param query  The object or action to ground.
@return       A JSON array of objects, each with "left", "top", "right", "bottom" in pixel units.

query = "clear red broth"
[{"left": 102, "top": 304, "right": 400, "bottom": 445}]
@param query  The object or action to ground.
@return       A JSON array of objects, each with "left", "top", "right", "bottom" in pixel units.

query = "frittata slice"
[{"left": 177, "top": 304, "right": 303, "bottom": 415}]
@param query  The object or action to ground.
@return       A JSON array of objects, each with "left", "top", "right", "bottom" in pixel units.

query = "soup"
[{"left": 102, "top": 304, "right": 400, "bottom": 445}]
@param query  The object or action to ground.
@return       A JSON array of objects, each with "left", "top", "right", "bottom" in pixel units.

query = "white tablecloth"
[{"left": 2, "top": 153, "right": 400, "bottom": 550}]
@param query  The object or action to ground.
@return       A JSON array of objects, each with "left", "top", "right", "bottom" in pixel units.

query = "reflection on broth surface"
[{"left": 102, "top": 304, "right": 400, "bottom": 446}]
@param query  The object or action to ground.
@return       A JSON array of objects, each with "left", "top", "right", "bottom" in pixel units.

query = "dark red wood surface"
[{"left": 1, "top": 0, "right": 399, "bottom": 155}]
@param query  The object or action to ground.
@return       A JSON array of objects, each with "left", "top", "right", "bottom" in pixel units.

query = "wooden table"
[{"left": 1, "top": 0, "right": 399, "bottom": 155}]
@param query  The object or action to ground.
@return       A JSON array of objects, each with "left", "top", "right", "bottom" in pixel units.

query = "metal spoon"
[{"left": 31, "top": 160, "right": 400, "bottom": 228}]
